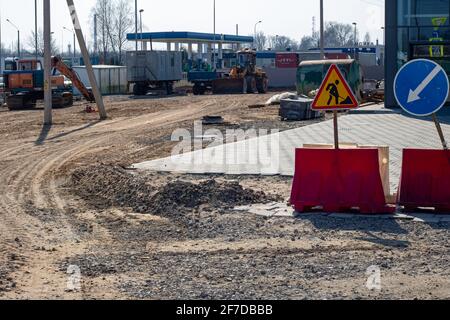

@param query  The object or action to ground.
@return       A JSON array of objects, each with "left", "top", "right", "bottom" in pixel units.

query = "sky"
[{"left": 0, "top": 0, "right": 385, "bottom": 53}]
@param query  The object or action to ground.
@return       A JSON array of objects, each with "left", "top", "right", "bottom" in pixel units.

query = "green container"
[{"left": 297, "top": 59, "right": 364, "bottom": 101}]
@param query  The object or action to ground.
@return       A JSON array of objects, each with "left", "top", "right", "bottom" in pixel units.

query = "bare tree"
[
  {"left": 299, "top": 35, "right": 319, "bottom": 51},
  {"left": 93, "top": 0, "right": 133, "bottom": 64},
  {"left": 324, "top": 22, "right": 358, "bottom": 47},
  {"left": 93, "top": 0, "right": 113, "bottom": 63},
  {"left": 113, "top": 0, "right": 133, "bottom": 64},
  {"left": 254, "top": 31, "right": 267, "bottom": 51},
  {"left": 268, "top": 35, "right": 299, "bottom": 51},
  {"left": 27, "top": 29, "right": 59, "bottom": 56}
]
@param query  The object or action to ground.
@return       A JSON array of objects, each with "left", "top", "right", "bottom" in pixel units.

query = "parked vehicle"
[
  {"left": 297, "top": 59, "right": 364, "bottom": 102},
  {"left": 2, "top": 56, "right": 93, "bottom": 110},
  {"left": 0, "top": 76, "right": 4, "bottom": 94},
  {"left": 188, "top": 49, "right": 269, "bottom": 95},
  {"left": 126, "top": 51, "right": 183, "bottom": 96},
  {"left": 0, "top": 76, "right": 5, "bottom": 104}
]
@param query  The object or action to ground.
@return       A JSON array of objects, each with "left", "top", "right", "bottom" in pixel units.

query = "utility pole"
[
  {"left": 35, "top": 0, "right": 38, "bottom": 61},
  {"left": 67, "top": 0, "right": 107, "bottom": 120},
  {"left": 43, "top": 0, "right": 52, "bottom": 125}
]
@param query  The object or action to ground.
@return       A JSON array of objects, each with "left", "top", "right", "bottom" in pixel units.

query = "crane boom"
[{"left": 51, "top": 56, "right": 95, "bottom": 102}]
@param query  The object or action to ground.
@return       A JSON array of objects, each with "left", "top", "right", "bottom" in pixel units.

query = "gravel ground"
[
  {"left": 64, "top": 168, "right": 450, "bottom": 300},
  {"left": 0, "top": 94, "right": 449, "bottom": 299}
]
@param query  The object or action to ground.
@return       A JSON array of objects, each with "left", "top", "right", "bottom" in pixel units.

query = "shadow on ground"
[{"left": 295, "top": 214, "right": 410, "bottom": 248}]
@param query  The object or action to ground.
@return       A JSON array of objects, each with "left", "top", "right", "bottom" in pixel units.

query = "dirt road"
[{"left": 0, "top": 94, "right": 449, "bottom": 300}]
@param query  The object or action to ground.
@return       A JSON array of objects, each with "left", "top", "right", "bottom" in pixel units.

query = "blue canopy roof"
[{"left": 127, "top": 31, "right": 254, "bottom": 44}]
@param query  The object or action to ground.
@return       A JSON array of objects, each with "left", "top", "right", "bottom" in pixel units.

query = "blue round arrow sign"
[{"left": 394, "top": 59, "right": 449, "bottom": 116}]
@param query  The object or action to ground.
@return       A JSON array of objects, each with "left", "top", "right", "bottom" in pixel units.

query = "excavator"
[{"left": 2, "top": 56, "right": 94, "bottom": 110}]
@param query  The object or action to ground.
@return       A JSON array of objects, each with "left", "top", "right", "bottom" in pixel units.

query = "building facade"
[{"left": 386, "top": 0, "right": 450, "bottom": 107}]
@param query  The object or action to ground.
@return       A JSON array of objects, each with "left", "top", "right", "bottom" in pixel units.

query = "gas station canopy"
[{"left": 127, "top": 31, "right": 254, "bottom": 44}]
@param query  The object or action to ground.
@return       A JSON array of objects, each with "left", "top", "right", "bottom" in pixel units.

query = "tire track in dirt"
[{"left": 0, "top": 97, "right": 245, "bottom": 298}]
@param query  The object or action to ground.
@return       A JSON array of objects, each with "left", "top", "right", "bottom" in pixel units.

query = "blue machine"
[{"left": 187, "top": 71, "right": 220, "bottom": 95}]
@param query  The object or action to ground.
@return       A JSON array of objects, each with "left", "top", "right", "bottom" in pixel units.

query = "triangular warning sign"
[{"left": 311, "top": 64, "right": 359, "bottom": 111}]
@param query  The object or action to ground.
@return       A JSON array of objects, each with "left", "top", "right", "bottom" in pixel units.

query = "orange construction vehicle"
[{"left": 2, "top": 56, "right": 94, "bottom": 110}]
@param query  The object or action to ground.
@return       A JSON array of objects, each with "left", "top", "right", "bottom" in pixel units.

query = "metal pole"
[
  {"left": 432, "top": 113, "right": 448, "bottom": 150},
  {"left": 0, "top": 13, "right": 2, "bottom": 74},
  {"left": 43, "top": 0, "right": 52, "bottom": 125},
  {"left": 140, "top": 10, "right": 143, "bottom": 51},
  {"left": 17, "top": 30, "right": 20, "bottom": 57},
  {"left": 236, "top": 24, "right": 238, "bottom": 50},
  {"left": 353, "top": 23, "right": 357, "bottom": 59},
  {"left": 35, "top": 0, "right": 38, "bottom": 60},
  {"left": 254, "top": 21, "right": 262, "bottom": 49},
  {"left": 94, "top": 14, "right": 98, "bottom": 55},
  {"left": 67, "top": 0, "right": 107, "bottom": 120},
  {"left": 135, "top": 0, "right": 138, "bottom": 52},
  {"left": 320, "top": 0, "right": 324, "bottom": 58},
  {"left": 212, "top": 0, "right": 216, "bottom": 70},
  {"left": 333, "top": 111, "right": 339, "bottom": 149},
  {"left": 64, "top": 27, "right": 76, "bottom": 59}
]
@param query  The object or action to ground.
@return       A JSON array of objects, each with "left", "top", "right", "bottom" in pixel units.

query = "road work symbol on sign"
[
  {"left": 394, "top": 59, "right": 449, "bottom": 116},
  {"left": 312, "top": 64, "right": 359, "bottom": 111}
]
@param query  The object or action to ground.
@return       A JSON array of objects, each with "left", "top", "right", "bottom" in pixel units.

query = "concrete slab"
[
  {"left": 409, "top": 214, "right": 442, "bottom": 223},
  {"left": 236, "top": 202, "right": 443, "bottom": 223},
  {"left": 235, "top": 203, "right": 294, "bottom": 218},
  {"left": 133, "top": 105, "right": 450, "bottom": 192}
]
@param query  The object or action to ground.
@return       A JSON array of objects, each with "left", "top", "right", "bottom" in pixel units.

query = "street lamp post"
[
  {"left": 320, "top": 0, "right": 324, "bottom": 59},
  {"left": 212, "top": 0, "right": 216, "bottom": 70},
  {"left": 134, "top": 0, "right": 138, "bottom": 51},
  {"left": 352, "top": 22, "right": 358, "bottom": 60},
  {"left": 139, "top": 9, "right": 144, "bottom": 51},
  {"left": 6, "top": 19, "right": 20, "bottom": 57},
  {"left": 381, "top": 26, "right": 385, "bottom": 45},
  {"left": 64, "top": 27, "right": 76, "bottom": 59},
  {"left": 254, "top": 20, "right": 262, "bottom": 49}
]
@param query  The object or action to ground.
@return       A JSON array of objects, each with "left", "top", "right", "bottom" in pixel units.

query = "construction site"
[{"left": 0, "top": 0, "right": 449, "bottom": 302}]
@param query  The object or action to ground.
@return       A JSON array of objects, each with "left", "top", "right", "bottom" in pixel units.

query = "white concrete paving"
[
  {"left": 234, "top": 202, "right": 450, "bottom": 223},
  {"left": 133, "top": 105, "right": 450, "bottom": 192}
]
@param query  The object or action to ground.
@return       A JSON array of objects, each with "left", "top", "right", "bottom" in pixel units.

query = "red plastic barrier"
[
  {"left": 398, "top": 149, "right": 450, "bottom": 212},
  {"left": 290, "top": 148, "right": 394, "bottom": 214}
]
